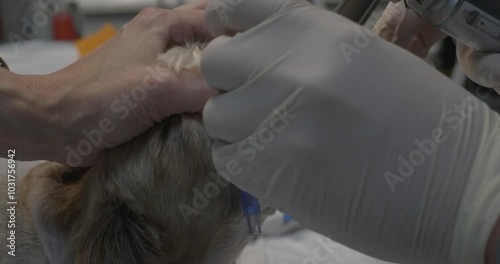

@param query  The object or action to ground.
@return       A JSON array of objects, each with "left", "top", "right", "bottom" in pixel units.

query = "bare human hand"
[{"left": 0, "top": 1, "right": 215, "bottom": 166}]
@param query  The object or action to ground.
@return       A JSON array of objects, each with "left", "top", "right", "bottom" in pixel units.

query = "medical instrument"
[
  {"left": 239, "top": 191, "right": 262, "bottom": 236},
  {"left": 404, "top": 0, "right": 500, "bottom": 52}
]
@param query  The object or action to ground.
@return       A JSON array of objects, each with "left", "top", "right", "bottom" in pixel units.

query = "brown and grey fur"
[{"left": 0, "top": 44, "right": 266, "bottom": 264}]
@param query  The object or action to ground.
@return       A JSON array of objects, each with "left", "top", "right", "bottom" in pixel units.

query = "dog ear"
[
  {"left": 71, "top": 192, "right": 159, "bottom": 264},
  {"left": 26, "top": 163, "right": 87, "bottom": 263}
]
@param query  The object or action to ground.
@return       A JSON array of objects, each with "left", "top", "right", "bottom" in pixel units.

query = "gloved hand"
[
  {"left": 201, "top": 0, "right": 500, "bottom": 263},
  {"left": 373, "top": 1, "right": 500, "bottom": 94},
  {"left": 373, "top": 1, "right": 446, "bottom": 59},
  {"left": 457, "top": 43, "right": 500, "bottom": 93}
]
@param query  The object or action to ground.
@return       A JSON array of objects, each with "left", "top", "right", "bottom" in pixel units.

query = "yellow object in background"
[{"left": 75, "top": 24, "right": 117, "bottom": 57}]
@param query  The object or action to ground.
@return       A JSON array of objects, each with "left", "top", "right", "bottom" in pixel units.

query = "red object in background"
[{"left": 53, "top": 11, "right": 78, "bottom": 41}]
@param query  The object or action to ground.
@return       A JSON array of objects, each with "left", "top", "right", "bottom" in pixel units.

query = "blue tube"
[
  {"left": 239, "top": 190, "right": 262, "bottom": 236},
  {"left": 283, "top": 214, "right": 293, "bottom": 223}
]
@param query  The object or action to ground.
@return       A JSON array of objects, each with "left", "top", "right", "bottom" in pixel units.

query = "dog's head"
[{"left": 23, "top": 45, "right": 258, "bottom": 264}]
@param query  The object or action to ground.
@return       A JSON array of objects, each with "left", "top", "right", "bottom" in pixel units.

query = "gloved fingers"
[
  {"left": 203, "top": 95, "right": 251, "bottom": 144},
  {"left": 200, "top": 35, "right": 256, "bottom": 92},
  {"left": 456, "top": 42, "right": 500, "bottom": 91},
  {"left": 203, "top": 75, "right": 297, "bottom": 143},
  {"left": 373, "top": 1, "right": 446, "bottom": 58},
  {"left": 202, "top": 21, "right": 301, "bottom": 93},
  {"left": 208, "top": 105, "right": 302, "bottom": 201},
  {"left": 373, "top": 1, "right": 423, "bottom": 49},
  {"left": 205, "top": 0, "right": 309, "bottom": 37},
  {"left": 406, "top": 21, "right": 447, "bottom": 58}
]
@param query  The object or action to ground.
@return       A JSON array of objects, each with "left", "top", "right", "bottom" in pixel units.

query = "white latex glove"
[
  {"left": 457, "top": 43, "right": 500, "bottom": 93},
  {"left": 373, "top": 1, "right": 446, "bottom": 59},
  {"left": 373, "top": 1, "right": 500, "bottom": 94},
  {"left": 201, "top": 0, "right": 500, "bottom": 263}
]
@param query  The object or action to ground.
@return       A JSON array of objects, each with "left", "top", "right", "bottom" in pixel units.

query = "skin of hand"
[{"left": 0, "top": 1, "right": 215, "bottom": 166}]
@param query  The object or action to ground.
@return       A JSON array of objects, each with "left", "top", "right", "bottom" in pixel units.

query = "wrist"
[{"left": 0, "top": 69, "right": 67, "bottom": 161}]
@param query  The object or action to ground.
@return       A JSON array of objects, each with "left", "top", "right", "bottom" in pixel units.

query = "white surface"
[
  {"left": 79, "top": 0, "right": 158, "bottom": 14},
  {"left": 237, "top": 229, "right": 397, "bottom": 264},
  {"left": 0, "top": 40, "right": 79, "bottom": 74},
  {"left": 238, "top": 211, "right": 396, "bottom": 264},
  {"left": 78, "top": 0, "right": 197, "bottom": 14},
  {"left": 0, "top": 159, "right": 45, "bottom": 182}
]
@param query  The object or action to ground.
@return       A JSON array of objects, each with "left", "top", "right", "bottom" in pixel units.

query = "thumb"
[
  {"left": 406, "top": 21, "right": 447, "bottom": 58},
  {"left": 373, "top": 1, "right": 424, "bottom": 48},
  {"left": 159, "top": 70, "right": 217, "bottom": 116},
  {"left": 373, "top": 1, "right": 446, "bottom": 58},
  {"left": 456, "top": 42, "right": 500, "bottom": 92},
  {"left": 205, "top": 0, "right": 309, "bottom": 36}
]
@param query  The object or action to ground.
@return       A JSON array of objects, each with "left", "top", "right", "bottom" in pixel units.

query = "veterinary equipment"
[
  {"left": 404, "top": 0, "right": 500, "bottom": 52},
  {"left": 239, "top": 191, "right": 262, "bottom": 236},
  {"left": 333, "top": 0, "right": 500, "bottom": 51}
]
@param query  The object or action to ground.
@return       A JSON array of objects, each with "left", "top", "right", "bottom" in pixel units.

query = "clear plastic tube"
[{"left": 239, "top": 191, "right": 262, "bottom": 236}]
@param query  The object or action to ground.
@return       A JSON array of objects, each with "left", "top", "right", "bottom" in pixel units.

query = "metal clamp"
[{"left": 0, "top": 57, "right": 9, "bottom": 71}]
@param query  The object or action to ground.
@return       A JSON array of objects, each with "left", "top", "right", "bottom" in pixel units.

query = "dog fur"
[{"left": 0, "top": 44, "right": 265, "bottom": 264}]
